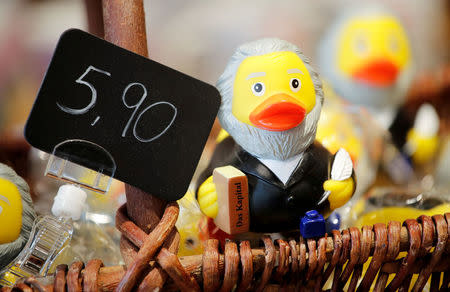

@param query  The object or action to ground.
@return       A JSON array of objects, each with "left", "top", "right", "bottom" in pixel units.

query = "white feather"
[
  {"left": 317, "top": 148, "right": 353, "bottom": 206},
  {"left": 331, "top": 148, "right": 353, "bottom": 181}
]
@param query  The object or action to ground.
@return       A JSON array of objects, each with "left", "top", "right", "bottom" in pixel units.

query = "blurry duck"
[
  {"left": 197, "top": 39, "right": 356, "bottom": 234},
  {"left": 318, "top": 6, "right": 439, "bottom": 165},
  {"left": 315, "top": 86, "right": 363, "bottom": 164}
]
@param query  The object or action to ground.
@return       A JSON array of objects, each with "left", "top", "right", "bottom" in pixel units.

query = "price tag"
[{"left": 25, "top": 29, "right": 221, "bottom": 200}]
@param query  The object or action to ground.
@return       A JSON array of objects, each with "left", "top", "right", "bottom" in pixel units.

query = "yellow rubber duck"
[
  {"left": 356, "top": 203, "right": 450, "bottom": 227},
  {"left": 318, "top": 6, "right": 439, "bottom": 166},
  {"left": 315, "top": 86, "right": 362, "bottom": 163},
  {"left": 197, "top": 39, "right": 356, "bottom": 234},
  {"left": 0, "top": 178, "right": 22, "bottom": 244},
  {"left": 0, "top": 163, "right": 36, "bottom": 270},
  {"left": 354, "top": 188, "right": 450, "bottom": 227}
]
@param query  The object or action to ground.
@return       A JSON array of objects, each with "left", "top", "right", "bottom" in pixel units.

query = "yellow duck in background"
[
  {"left": 315, "top": 83, "right": 362, "bottom": 164},
  {"left": 318, "top": 6, "right": 440, "bottom": 167},
  {"left": 198, "top": 39, "right": 356, "bottom": 236},
  {"left": 354, "top": 188, "right": 450, "bottom": 227},
  {"left": 356, "top": 203, "right": 450, "bottom": 227}
]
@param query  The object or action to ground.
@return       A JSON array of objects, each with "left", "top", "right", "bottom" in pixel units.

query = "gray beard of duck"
[{"left": 218, "top": 100, "right": 322, "bottom": 161}]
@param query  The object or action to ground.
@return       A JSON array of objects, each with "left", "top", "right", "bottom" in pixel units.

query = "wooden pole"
[
  {"left": 102, "top": 0, "right": 148, "bottom": 58},
  {"left": 100, "top": 0, "right": 168, "bottom": 265},
  {"left": 84, "top": 0, "right": 104, "bottom": 38},
  {"left": 99, "top": 3, "right": 182, "bottom": 291}
]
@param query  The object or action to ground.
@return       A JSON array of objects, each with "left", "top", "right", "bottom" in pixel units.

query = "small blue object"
[
  {"left": 300, "top": 210, "right": 326, "bottom": 238},
  {"left": 326, "top": 211, "right": 341, "bottom": 233}
]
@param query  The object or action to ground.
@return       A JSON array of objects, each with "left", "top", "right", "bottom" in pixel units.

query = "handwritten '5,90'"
[{"left": 56, "top": 65, "right": 177, "bottom": 143}]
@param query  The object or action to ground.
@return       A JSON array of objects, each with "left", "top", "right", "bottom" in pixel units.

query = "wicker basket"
[
  {"left": 2, "top": 203, "right": 449, "bottom": 291},
  {"left": 2, "top": 1, "right": 449, "bottom": 291}
]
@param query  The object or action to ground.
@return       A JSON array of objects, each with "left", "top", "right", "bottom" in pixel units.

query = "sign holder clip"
[{"left": 45, "top": 139, "right": 116, "bottom": 193}]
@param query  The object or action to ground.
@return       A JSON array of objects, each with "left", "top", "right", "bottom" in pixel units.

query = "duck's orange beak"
[
  {"left": 353, "top": 59, "right": 398, "bottom": 87},
  {"left": 249, "top": 93, "right": 306, "bottom": 131}
]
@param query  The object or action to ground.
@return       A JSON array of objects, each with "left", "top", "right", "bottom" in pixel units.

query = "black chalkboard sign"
[{"left": 25, "top": 29, "right": 221, "bottom": 201}]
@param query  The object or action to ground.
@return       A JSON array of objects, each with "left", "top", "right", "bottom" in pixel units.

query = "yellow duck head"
[
  {"left": 0, "top": 163, "right": 36, "bottom": 269},
  {"left": 217, "top": 39, "right": 324, "bottom": 160},
  {"left": 318, "top": 6, "right": 413, "bottom": 112}
]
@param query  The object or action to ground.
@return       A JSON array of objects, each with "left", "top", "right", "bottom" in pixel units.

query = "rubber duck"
[
  {"left": 0, "top": 163, "right": 36, "bottom": 270},
  {"left": 197, "top": 39, "right": 356, "bottom": 235},
  {"left": 315, "top": 95, "right": 362, "bottom": 164},
  {"left": 318, "top": 6, "right": 440, "bottom": 165}
]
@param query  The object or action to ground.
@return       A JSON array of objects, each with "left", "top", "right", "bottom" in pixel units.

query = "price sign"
[{"left": 25, "top": 29, "right": 221, "bottom": 200}]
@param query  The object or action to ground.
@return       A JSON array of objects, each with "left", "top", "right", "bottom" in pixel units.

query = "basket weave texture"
[{"left": 2, "top": 203, "right": 449, "bottom": 292}]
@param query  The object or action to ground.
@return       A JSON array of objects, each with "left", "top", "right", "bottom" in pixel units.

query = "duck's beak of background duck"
[
  {"left": 249, "top": 93, "right": 306, "bottom": 131},
  {"left": 352, "top": 58, "right": 399, "bottom": 87}
]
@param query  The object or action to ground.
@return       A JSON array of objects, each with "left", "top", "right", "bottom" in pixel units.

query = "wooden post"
[
  {"left": 99, "top": 0, "right": 170, "bottom": 264},
  {"left": 84, "top": 0, "right": 104, "bottom": 38},
  {"left": 102, "top": 0, "right": 148, "bottom": 57}
]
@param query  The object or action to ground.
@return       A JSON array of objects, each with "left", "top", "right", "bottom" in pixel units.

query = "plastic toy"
[
  {"left": 325, "top": 211, "right": 341, "bottom": 233},
  {"left": 299, "top": 210, "right": 326, "bottom": 238},
  {"left": 0, "top": 163, "right": 36, "bottom": 270},
  {"left": 318, "top": 6, "right": 440, "bottom": 166},
  {"left": 6, "top": 2, "right": 449, "bottom": 290},
  {"left": 197, "top": 39, "right": 356, "bottom": 237},
  {"left": 315, "top": 88, "right": 362, "bottom": 163},
  {"left": 316, "top": 85, "right": 385, "bottom": 228}
]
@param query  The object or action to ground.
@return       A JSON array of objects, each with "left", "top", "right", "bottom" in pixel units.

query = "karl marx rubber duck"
[
  {"left": 318, "top": 6, "right": 440, "bottom": 165},
  {"left": 197, "top": 39, "right": 356, "bottom": 237}
]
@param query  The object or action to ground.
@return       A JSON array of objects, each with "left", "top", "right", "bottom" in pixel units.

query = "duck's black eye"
[
  {"left": 251, "top": 82, "right": 265, "bottom": 96},
  {"left": 290, "top": 78, "right": 301, "bottom": 92}
]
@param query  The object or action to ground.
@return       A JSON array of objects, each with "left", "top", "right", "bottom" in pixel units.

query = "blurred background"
[
  {"left": 2, "top": 0, "right": 450, "bottom": 197},
  {"left": 0, "top": 0, "right": 448, "bottom": 164},
  {"left": 0, "top": 0, "right": 449, "bottom": 131},
  {"left": 0, "top": 0, "right": 449, "bottom": 265}
]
